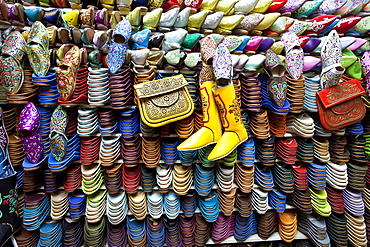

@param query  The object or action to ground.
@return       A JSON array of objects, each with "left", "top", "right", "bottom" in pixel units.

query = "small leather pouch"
[
  {"left": 316, "top": 78, "right": 366, "bottom": 130},
  {"left": 134, "top": 74, "right": 194, "bottom": 127}
]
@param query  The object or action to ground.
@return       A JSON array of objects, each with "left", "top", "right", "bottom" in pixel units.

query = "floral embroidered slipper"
[
  {"left": 107, "top": 18, "right": 131, "bottom": 74},
  {"left": 49, "top": 105, "right": 69, "bottom": 161},
  {"left": 25, "top": 21, "right": 50, "bottom": 77},
  {"left": 56, "top": 45, "right": 81, "bottom": 101},
  {"left": 0, "top": 31, "right": 26, "bottom": 94},
  {"left": 281, "top": 31, "right": 304, "bottom": 80},
  {"left": 320, "top": 30, "right": 344, "bottom": 89}
]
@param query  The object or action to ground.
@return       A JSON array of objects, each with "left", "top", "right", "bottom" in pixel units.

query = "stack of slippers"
[
  {"left": 68, "top": 191, "right": 86, "bottom": 220},
  {"left": 286, "top": 75, "right": 305, "bottom": 113},
  {"left": 44, "top": 170, "right": 61, "bottom": 192},
  {"left": 234, "top": 211, "right": 258, "bottom": 241},
  {"left": 255, "top": 136, "right": 276, "bottom": 166},
  {"left": 194, "top": 164, "right": 214, "bottom": 196},
  {"left": 133, "top": 66, "right": 156, "bottom": 86},
  {"left": 122, "top": 165, "right": 141, "bottom": 194},
  {"left": 215, "top": 164, "right": 234, "bottom": 192},
  {"left": 156, "top": 164, "right": 172, "bottom": 193},
  {"left": 211, "top": 213, "right": 235, "bottom": 243},
  {"left": 313, "top": 137, "right": 330, "bottom": 162},
  {"left": 298, "top": 213, "right": 330, "bottom": 247},
  {"left": 179, "top": 215, "right": 195, "bottom": 246},
  {"left": 307, "top": 163, "right": 327, "bottom": 190},
  {"left": 99, "top": 135, "right": 121, "bottom": 167},
  {"left": 239, "top": 73, "right": 262, "bottom": 111},
  {"left": 172, "top": 164, "right": 193, "bottom": 195},
  {"left": 141, "top": 165, "right": 156, "bottom": 192},
  {"left": 65, "top": 108, "right": 78, "bottom": 136},
  {"left": 147, "top": 192, "right": 163, "bottom": 219},
  {"left": 107, "top": 191, "right": 128, "bottom": 225},
  {"left": 104, "top": 163, "right": 122, "bottom": 194},
  {"left": 326, "top": 161, "right": 348, "bottom": 190},
  {"left": 161, "top": 139, "right": 179, "bottom": 165},
  {"left": 86, "top": 190, "right": 107, "bottom": 223},
  {"left": 174, "top": 115, "right": 194, "bottom": 138},
  {"left": 88, "top": 67, "right": 110, "bottom": 106},
  {"left": 223, "top": 148, "right": 237, "bottom": 166},
  {"left": 303, "top": 73, "right": 320, "bottom": 112},
  {"left": 345, "top": 210, "right": 368, "bottom": 246},
  {"left": 50, "top": 190, "right": 69, "bottom": 220},
  {"left": 98, "top": 109, "right": 118, "bottom": 135},
  {"left": 278, "top": 210, "right": 298, "bottom": 243},
  {"left": 33, "top": 72, "right": 59, "bottom": 105},
  {"left": 268, "top": 189, "right": 287, "bottom": 213},
  {"left": 146, "top": 217, "right": 165, "bottom": 247},
  {"left": 128, "top": 190, "right": 147, "bottom": 220},
  {"left": 272, "top": 163, "right": 294, "bottom": 193},
  {"left": 164, "top": 217, "right": 181, "bottom": 247},
  {"left": 328, "top": 135, "right": 350, "bottom": 162},
  {"left": 179, "top": 149, "right": 197, "bottom": 166},
  {"left": 140, "top": 119, "right": 156, "bottom": 136},
  {"left": 275, "top": 138, "right": 298, "bottom": 165},
  {"left": 286, "top": 113, "right": 314, "bottom": 138},
  {"left": 254, "top": 164, "right": 274, "bottom": 191},
  {"left": 77, "top": 108, "right": 98, "bottom": 136},
  {"left": 238, "top": 138, "right": 255, "bottom": 167},
  {"left": 23, "top": 170, "right": 43, "bottom": 192},
  {"left": 343, "top": 189, "right": 365, "bottom": 216},
  {"left": 15, "top": 226, "right": 40, "bottom": 247},
  {"left": 314, "top": 119, "right": 332, "bottom": 137},
  {"left": 310, "top": 188, "right": 331, "bottom": 216},
  {"left": 84, "top": 217, "right": 106, "bottom": 247},
  {"left": 268, "top": 111, "right": 286, "bottom": 137},
  {"left": 142, "top": 137, "right": 161, "bottom": 168},
  {"left": 249, "top": 110, "right": 270, "bottom": 139},
  {"left": 347, "top": 162, "right": 367, "bottom": 190},
  {"left": 63, "top": 165, "right": 82, "bottom": 192},
  {"left": 235, "top": 162, "right": 254, "bottom": 193},
  {"left": 292, "top": 165, "right": 308, "bottom": 190},
  {"left": 80, "top": 136, "right": 100, "bottom": 165},
  {"left": 347, "top": 135, "right": 369, "bottom": 162},
  {"left": 3, "top": 107, "right": 18, "bottom": 134},
  {"left": 8, "top": 134, "right": 25, "bottom": 167},
  {"left": 38, "top": 218, "right": 63, "bottom": 247},
  {"left": 180, "top": 193, "right": 197, "bottom": 217},
  {"left": 59, "top": 66, "right": 89, "bottom": 105},
  {"left": 197, "top": 190, "right": 219, "bottom": 222},
  {"left": 7, "top": 68, "right": 38, "bottom": 104},
  {"left": 296, "top": 137, "right": 314, "bottom": 163},
  {"left": 121, "top": 135, "right": 142, "bottom": 166},
  {"left": 290, "top": 188, "right": 312, "bottom": 214},
  {"left": 108, "top": 67, "right": 134, "bottom": 108},
  {"left": 217, "top": 187, "right": 236, "bottom": 216},
  {"left": 63, "top": 217, "right": 84, "bottom": 247},
  {"left": 23, "top": 191, "right": 51, "bottom": 230},
  {"left": 184, "top": 74, "right": 200, "bottom": 106},
  {"left": 107, "top": 222, "right": 127, "bottom": 247},
  {"left": 164, "top": 192, "right": 180, "bottom": 219},
  {"left": 195, "top": 214, "right": 212, "bottom": 247},
  {"left": 193, "top": 111, "right": 203, "bottom": 132},
  {"left": 81, "top": 163, "right": 104, "bottom": 195},
  {"left": 235, "top": 191, "right": 252, "bottom": 217},
  {"left": 258, "top": 210, "right": 278, "bottom": 240},
  {"left": 198, "top": 144, "right": 216, "bottom": 167},
  {"left": 325, "top": 213, "right": 348, "bottom": 246},
  {"left": 119, "top": 107, "right": 140, "bottom": 138},
  {"left": 252, "top": 188, "right": 268, "bottom": 214},
  {"left": 325, "top": 186, "right": 345, "bottom": 214},
  {"left": 17, "top": 193, "right": 25, "bottom": 219}
]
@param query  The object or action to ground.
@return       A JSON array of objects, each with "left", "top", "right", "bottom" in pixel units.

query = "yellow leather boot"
[
  {"left": 208, "top": 83, "right": 248, "bottom": 160},
  {"left": 177, "top": 79, "right": 222, "bottom": 151}
]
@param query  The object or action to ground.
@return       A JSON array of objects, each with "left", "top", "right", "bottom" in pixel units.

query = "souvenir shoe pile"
[{"left": 0, "top": 0, "right": 370, "bottom": 246}]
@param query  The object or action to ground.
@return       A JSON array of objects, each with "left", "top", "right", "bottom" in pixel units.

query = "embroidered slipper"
[
  {"left": 25, "top": 21, "right": 50, "bottom": 77},
  {"left": 0, "top": 31, "right": 25, "bottom": 94},
  {"left": 281, "top": 31, "right": 304, "bottom": 80},
  {"left": 50, "top": 105, "right": 69, "bottom": 162},
  {"left": 107, "top": 18, "right": 131, "bottom": 74},
  {"left": 56, "top": 45, "right": 81, "bottom": 101},
  {"left": 320, "top": 30, "right": 344, "bottom": 89}
]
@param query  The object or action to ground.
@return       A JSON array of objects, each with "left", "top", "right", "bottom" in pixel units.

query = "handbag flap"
[
  {"left": 134, "top": 74, "right": 189, "bottom": 98},
  {"left": 317, "top": 79, "right": 365, "bottom": 109}
]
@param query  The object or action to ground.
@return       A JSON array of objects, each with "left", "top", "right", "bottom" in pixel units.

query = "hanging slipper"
[
  {"left": 0, "top": 31, "right": 25, "bottom": 94},
  {"left": 49, "top": 105, "right": 69, "bottom": 161},
  {"left": 56, "top": 45, "right": 81, "bottom": 101},
  {"left": 107, "top": 18, "right": 132, "bottom": 74},
  {"left": 264, "top": 49, "right": 288, "bottom": 107},
  {"left": 281, "top": 31, "right": 304, "bottom": 80},
  {"left": 320, "top": 30, "right": 344, "bottom": 89},
  {"left": 25, "top": 21, "right": 50, "bottom": 77}
]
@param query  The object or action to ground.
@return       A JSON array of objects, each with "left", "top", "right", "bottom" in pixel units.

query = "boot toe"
[
  {"left": 208, "top": 131, "right": 248, "bottom": 160},
  {"left": 177, "top": 127, "right": 220, "bottom": 151}
]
